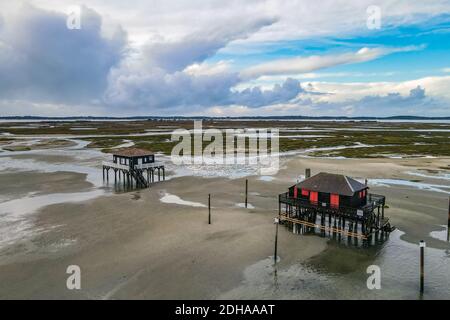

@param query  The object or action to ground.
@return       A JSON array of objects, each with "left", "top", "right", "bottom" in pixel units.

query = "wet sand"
[{"left": 0, "top": 153, "right": 449, "bottom": 299}]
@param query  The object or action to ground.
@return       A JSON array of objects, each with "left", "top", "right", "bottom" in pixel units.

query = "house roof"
[
  {"left": 113, "top": 147, "right": 153, "bottom": 157},
  {"left": 296, "top": 172, "right": 367, "bottom": 196}
]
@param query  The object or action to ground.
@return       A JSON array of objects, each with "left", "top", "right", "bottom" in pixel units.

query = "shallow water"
[
  {"left": 370, "top": 178, "right": 450, "bottom": 194},
  {"left": 222, "top": 229, "right": 450, "bottom": 299},
  {"left": 0, "top": 138, "right": 111, "bottom": 250},
  {"left": 160, "top": 192, "right": 207, "bottom": 207}
]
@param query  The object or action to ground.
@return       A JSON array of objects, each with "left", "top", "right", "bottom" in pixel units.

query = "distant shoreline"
[{"left": 1, "top": 115, "right": 450, "bottom": 121}]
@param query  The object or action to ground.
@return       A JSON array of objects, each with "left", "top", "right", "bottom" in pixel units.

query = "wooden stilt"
[
  {"left": 420, "top": 240, "right": 425, "bottom": 294},
  {"left": 245, "top": 179, "right": 248, "bottom": 208},
  {"left": 208, "top": 194, "right": 211, "bottom": 224}
]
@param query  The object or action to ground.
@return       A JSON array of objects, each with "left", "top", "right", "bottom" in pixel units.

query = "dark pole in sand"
[
  {"left": 245, "top": 179, "right": 248, "bottom": 208},
  {"left": 274, "top": 217, "right": 279, "bottom": 265},
  {"left": 447, "top": 197, "right": 450, "bottom": 242},
  {"left": 420, "top": 240, "right": 425, "bottom": 295},
  {"left": 208, "top": 194, "right": 211, "bottom": 225}
]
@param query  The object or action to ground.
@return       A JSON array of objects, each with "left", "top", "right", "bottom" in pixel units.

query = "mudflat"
[{"left": 0, "top": 155, "right": 448, "bottom": 299}]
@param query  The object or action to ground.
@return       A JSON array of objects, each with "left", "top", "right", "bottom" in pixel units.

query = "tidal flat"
[{"left": 0, "top": 120, "right": 448, "bottom": 299}]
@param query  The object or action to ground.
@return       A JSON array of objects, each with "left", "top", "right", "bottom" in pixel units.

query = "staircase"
[{"left": 130, "top": 167, "right": 149, "bottom": 188}]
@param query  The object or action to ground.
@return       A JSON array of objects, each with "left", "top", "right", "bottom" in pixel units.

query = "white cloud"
[
  {"left": 184, "top": 61, "right": 231, "bottom": 76},
  {"left": 9, "top": 0, "right": 448, "bottom": 46},
  {"left": 0, "top": 1, "right": 449, "bottom": 116},
  {"left": 240, "top": 46, "right": 424, "bottom": 79}
]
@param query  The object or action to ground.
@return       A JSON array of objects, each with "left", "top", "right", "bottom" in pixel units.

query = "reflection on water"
[
  {"left": 0, "top": 190, "right": 106, "bottom": 248},
  {"left": 0, "top": 139, "right": 112, "bottom": 250},
  {"left": 221, "top": 230, "right": 450, "bottom": 299}
]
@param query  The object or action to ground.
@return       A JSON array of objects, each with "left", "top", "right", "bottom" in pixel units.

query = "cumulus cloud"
[
  {"left": 0, "top": 4, "right": 126, "bottom": 104},
  {"left": 230, "top": 78, "right": 303, "bottom": 107},
  {"left": 141, "top": 17, "right": 275, "bottom": 73},
  {"left": 0, "top": 2, "right": 448, "bottom": 116},
  {"left": 103, "top": 14, "right": 306, "bottom": 111},
  {"left": 204, "top": 84, "right": 447, "bottom": 117}
]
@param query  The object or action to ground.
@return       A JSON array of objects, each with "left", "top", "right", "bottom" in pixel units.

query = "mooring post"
[
  {"left": 278, "top": 194, "right": 281, "bottom": 215},
  {"left": 447, "top": 197, "right": 450, "bottom": 242},
  {"left": 420, "top": 240, "right": 425, "bottom": 294},
  {"left": 245, "top": 179, "right": 248, "bottom": 208},
  {"left": 305, "top": 168, "right": 311, "bottom": 179},
  {"left": 208, "top": 194, "right": 211, "bottom": 225},
  {"left": 102, "top": 167, "right": 105, "bottom": 180},
  {"left": 274, "top": 217, "right": 279, "bottom": 265}
]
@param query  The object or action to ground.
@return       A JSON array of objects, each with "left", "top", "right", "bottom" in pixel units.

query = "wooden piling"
[
  {"left": 420, "top": 240, "right": 425, "bottom": 294},
  {"left": 245, "top": 179, "right": 248, "bottom": 208},
  {"left": 208, "top": 194, "right": 211, "bottom": 224},
  {"left": 447, "top": 197, "right": 450, "bottom": 242},
  {"left": 274, "top": 217, "right": 279, "bottom": 265}
]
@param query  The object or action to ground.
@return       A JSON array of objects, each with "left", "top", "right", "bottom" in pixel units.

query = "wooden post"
[
  {"left": 102, "top": 167, "right": 105, "bottom": 180},
  {"left": 420, "top": 240, "right": 425, "bottom": 294},
  {"left": 305, "top": 168, "right": 311, "bottom": 179},
  {"left": 208, "top": 194, "right": 211, "bottom": 224},
  {"left": 447, "top": 197, "right": 450, "bottom": 242},
  {"left": 278, "top": 194, "right": 281, "bottom": 216},
  {"left": 162, "top": 167, "right": 165, "bottom": 181},
  {"left": 274, "top": 217, "right": 279, "bottom": 265},
  {"left": 245, "top": 179, "right": 248, "bottom": 208}
]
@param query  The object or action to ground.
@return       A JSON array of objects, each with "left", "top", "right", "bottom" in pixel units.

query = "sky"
[{"left": 0, "top": 0, "right": 449, "bottom": 117}]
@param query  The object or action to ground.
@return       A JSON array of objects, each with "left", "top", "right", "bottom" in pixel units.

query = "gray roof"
[{"left": 296, "top": 172, "right": 367, "bottom": 196}]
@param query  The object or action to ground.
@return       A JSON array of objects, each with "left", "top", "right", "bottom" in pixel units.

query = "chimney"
[{"left": 305, "top": 168, "right": 311, "bottom": 179}]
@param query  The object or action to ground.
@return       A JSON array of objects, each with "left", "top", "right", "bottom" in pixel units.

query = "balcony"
[
  {"left": 102, "top": 161, "right": 164, "bottom": 171},
  {"left": 279, "top": 192, "right": 385, "bottom": 218}
]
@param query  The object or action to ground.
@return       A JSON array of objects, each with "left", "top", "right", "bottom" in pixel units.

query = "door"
[
  {"left": 294, "top": 186, "right": 298, "bottom": 198},
  {"left": 330, "top": 194, "right": 339, "bottom": 208}
]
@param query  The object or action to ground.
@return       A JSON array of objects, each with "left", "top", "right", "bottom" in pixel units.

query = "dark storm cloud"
[{"left": 0, "top": 5, "right": 126, "bottom": 104}]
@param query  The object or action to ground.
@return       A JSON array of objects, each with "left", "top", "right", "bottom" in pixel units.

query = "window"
[
  {"left": 293, "top": 186, "right": 298, "bottom": 198},
  {"left": 302, "top": 189, "right": 309, "bottom": 196}
]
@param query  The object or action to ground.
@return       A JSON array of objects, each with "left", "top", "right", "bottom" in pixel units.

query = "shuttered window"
[
  {"left": 309, "top": 191, "right": 318, "bottom": 203},
  {"left": 330, "top": 194, "right": 339, "bottom": 207}
]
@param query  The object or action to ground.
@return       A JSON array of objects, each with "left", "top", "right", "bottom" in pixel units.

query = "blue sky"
[{"left": 0, "top": 1, "right": 449, "bottom": 116}]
